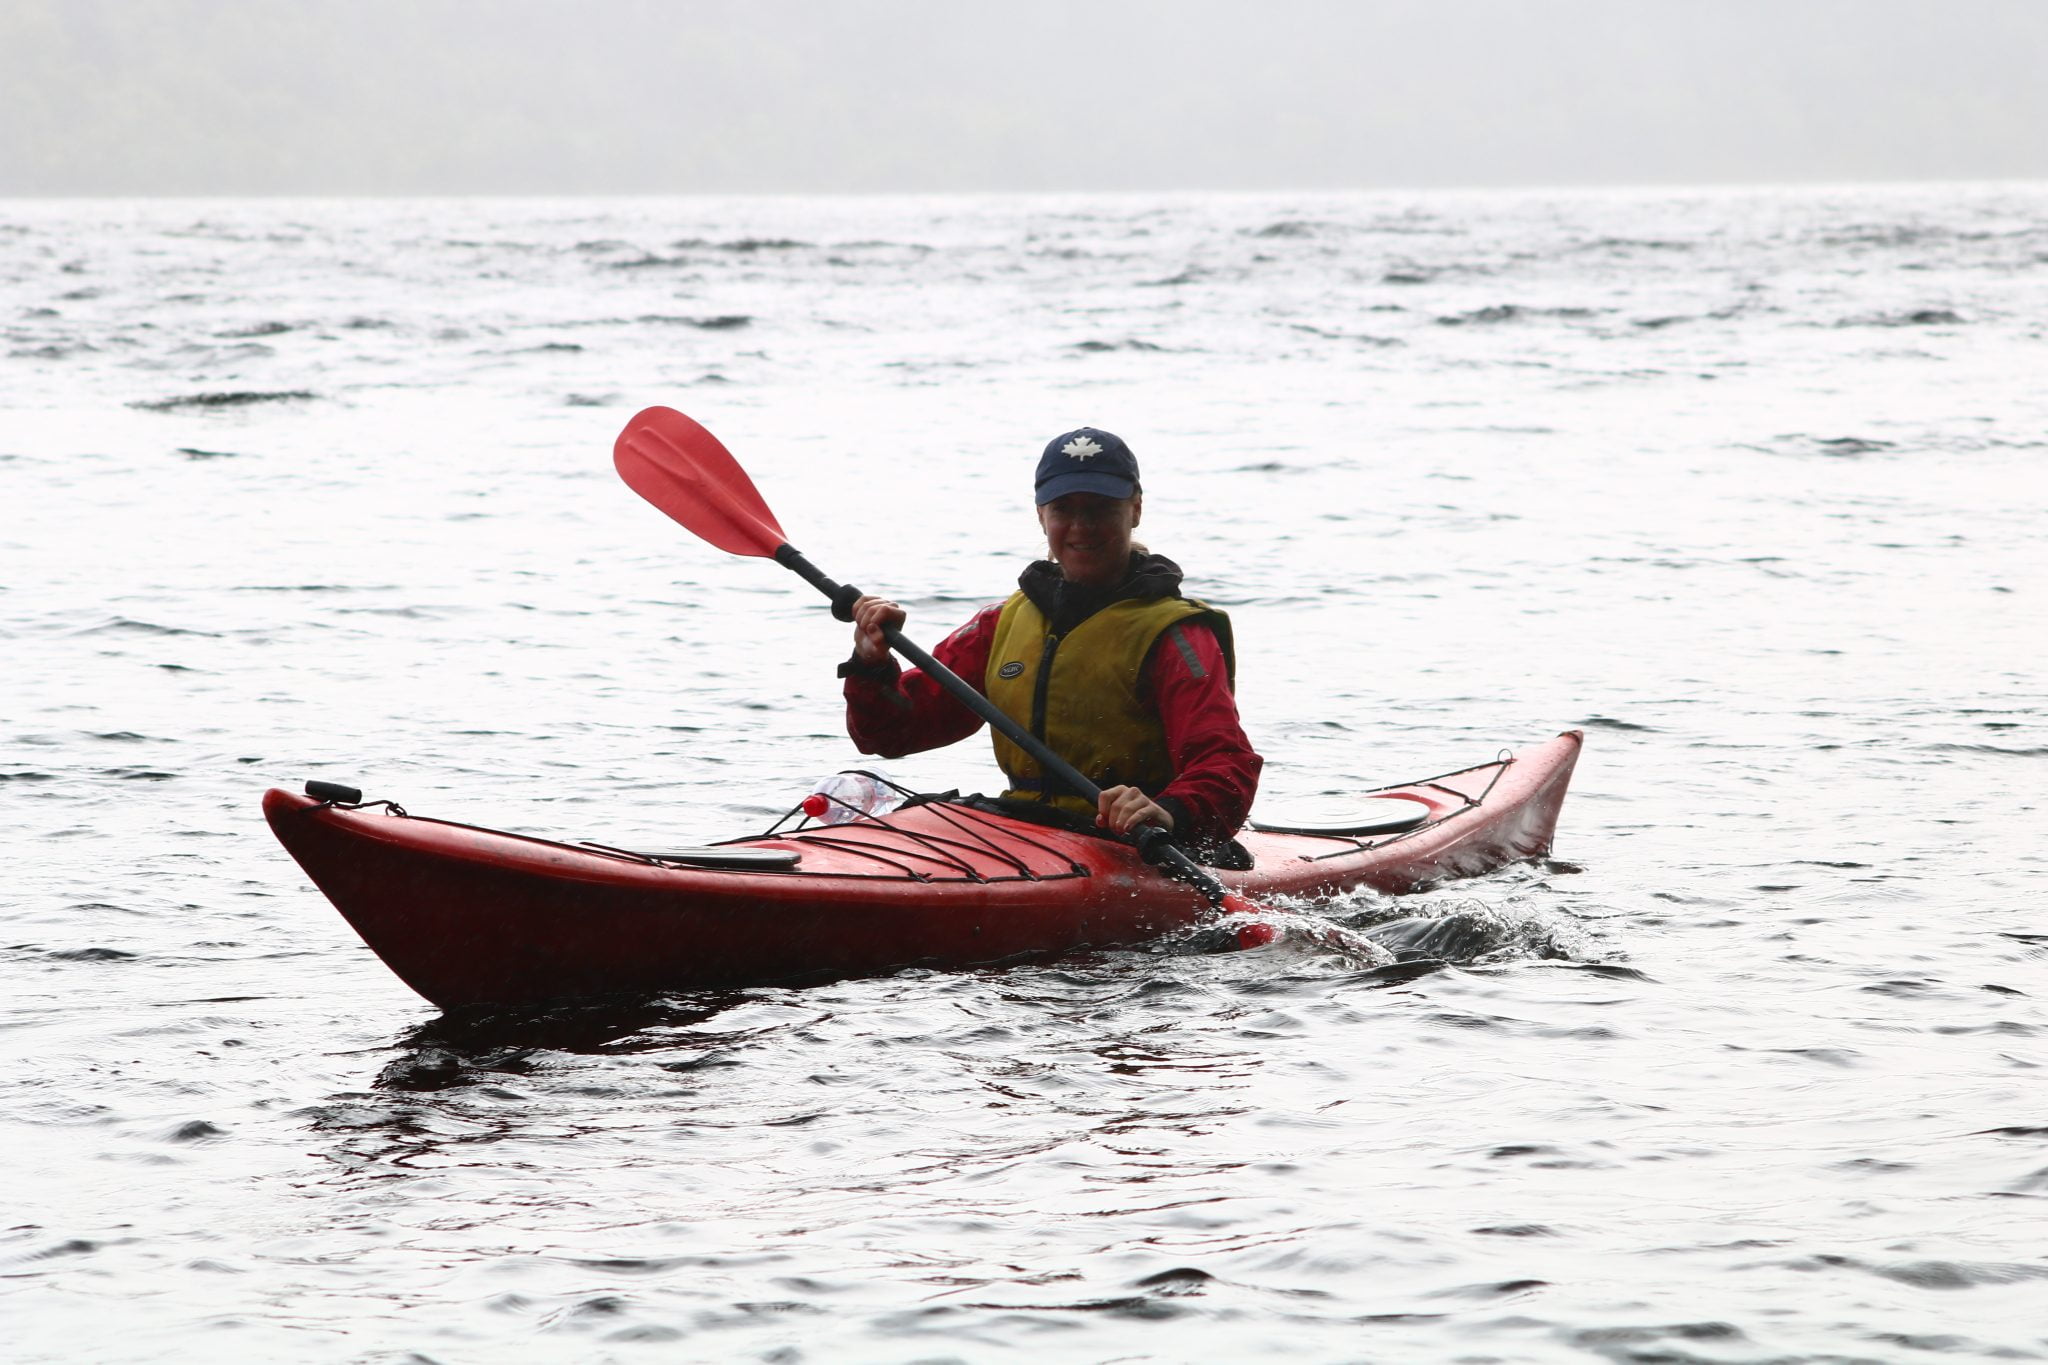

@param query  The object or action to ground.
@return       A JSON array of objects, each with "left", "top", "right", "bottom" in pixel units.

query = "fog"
[{"left": 5, "top": 0, "right": 2045, "bottom": 194}]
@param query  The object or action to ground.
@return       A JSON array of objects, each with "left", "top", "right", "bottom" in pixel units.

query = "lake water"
[{"left": 3, "top": 184, "right": 2044, "bottom": 1362}]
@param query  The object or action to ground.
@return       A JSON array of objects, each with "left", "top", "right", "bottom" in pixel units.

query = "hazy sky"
[{"left": 5, "top": 0, "right": 2045, "bottom": 195}]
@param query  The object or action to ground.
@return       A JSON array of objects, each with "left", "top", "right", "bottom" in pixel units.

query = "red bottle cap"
[{"left": 801, "top": 793, "right": 829, "bottom": 819}]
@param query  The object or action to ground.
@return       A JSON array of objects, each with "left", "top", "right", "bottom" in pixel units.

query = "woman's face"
[{"left": 1037, "top": 491, "right": 1142, "bottom": 587}]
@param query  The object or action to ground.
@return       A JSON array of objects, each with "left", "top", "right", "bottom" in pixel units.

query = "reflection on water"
[{"left": 384, "top": 992, "right": 756, "bottom": 1083}]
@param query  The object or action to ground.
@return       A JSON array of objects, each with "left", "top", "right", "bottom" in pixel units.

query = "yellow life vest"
[{"left": 983, "top": 590, "right": 1235, "bottom": 817}]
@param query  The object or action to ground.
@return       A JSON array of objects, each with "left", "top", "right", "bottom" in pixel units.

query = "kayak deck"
[{"left": 263, "top": 730, "right": 1582, "bottom": 1009}]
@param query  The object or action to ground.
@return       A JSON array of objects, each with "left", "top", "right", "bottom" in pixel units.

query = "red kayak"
[{"left": 263, "top": 730, "right": 1582, "bottom": 1010}]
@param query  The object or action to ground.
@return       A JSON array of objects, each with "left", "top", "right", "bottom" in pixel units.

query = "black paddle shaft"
[{"left": 771, "top": 543, "right": 1234, "bottom": 907}]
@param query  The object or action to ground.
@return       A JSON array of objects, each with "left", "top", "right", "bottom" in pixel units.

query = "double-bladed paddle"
[{"left": 613, "top": 405, "right": 1271, "bottom": 933}]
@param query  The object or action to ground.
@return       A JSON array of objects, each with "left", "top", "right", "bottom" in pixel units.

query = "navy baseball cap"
[{"left": 1034, "top": 427, "right": 1140, "bottom": 505}]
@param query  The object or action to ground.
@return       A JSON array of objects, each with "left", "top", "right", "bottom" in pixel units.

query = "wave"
[
  {"left": 671, "top": 236, "right": 811, "bottom": 252},
  {"left": 1338, "top": 893, "right": 1598, "bottom": 966},
  {"left": 74, "top": 617, "right": 219, "bottom": 637},
  {"left": 1138, "top": 267, "right": 1210, "bottom": 287},
  {"left": 831, "top": 238, "right": 933, "bottom": 250},
  {"left": 559, "top": 313, "right": 754, "bottom": 330},
  {"left": 230, "top": 583, "right": 379, "bottom": 593},
  {"left": 1743, "top": 434, "right": 1896, "bottom": 458},
  {"left": 1436, "top": 304, "right": 1600, "bottom": 326},
  {"left": 1806, "top": 222, "right": 2048, "bottom": 250},
  {"left": 1247, "top": 220, "right": 1332, "bottom": 239},
  {"left": 130, "top": 390, "right": 316, "bottom": 411},
  {"left": 1288, "top": 324, "right": 1401, "bottom": 347},
  {"left": 1837, "top": 309, "right": 1966, "bottom": 327},
  {"left": 9, "top": 343, "right": 99, "bottom": 359},
  {"left": 46, "top": 947, "right": 139, "bottom": 962},
  {"left": 128, "top": 341, "right": 278, "bottom": 371},
  {"left": 1572, "top": 236, "right": 1698, "bottom": 254},
  {"left": 1072, "top": 339, "right": 1165, "bottom": 353}
]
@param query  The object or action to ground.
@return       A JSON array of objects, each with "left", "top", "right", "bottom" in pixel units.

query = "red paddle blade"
[
  {"left": 1213, "top": 890, "right": 1280, "bottom": 948},
  {"left": 614, "top": 406, "right": 788, "bottom": 558},
  {"left": 1235, "top": 921, "right": 1280, "bottom": 949}
]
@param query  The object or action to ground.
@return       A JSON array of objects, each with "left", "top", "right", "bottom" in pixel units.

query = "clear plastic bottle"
[{"left": 802, "top": 770, "right": 906, "bottom": 824}]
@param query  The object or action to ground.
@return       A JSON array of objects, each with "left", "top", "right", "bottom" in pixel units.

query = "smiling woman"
[
  {"left": 1035, "top": 425, "right": 1144, "bottom": 587},
  {"left": 842, "top": 426, "right": 1263, "bottom": 862},
  {"left": 1038, "top": 487, "right": 1140, "bottom": 586}
]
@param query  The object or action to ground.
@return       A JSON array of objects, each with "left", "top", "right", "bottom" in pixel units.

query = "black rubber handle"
[
  {"left": 305, "top": 780, "right": 363, "bottom": 805},
  {"left": 774, "top": 544, "right": 864, "bottom": 621}
]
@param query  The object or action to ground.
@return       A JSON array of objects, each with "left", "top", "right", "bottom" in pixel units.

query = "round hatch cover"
[{"left": 1249, "top": 794, "right": 1433, "bottom": 836}]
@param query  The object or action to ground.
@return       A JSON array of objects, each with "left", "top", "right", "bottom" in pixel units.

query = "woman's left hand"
[{"left": 1097, "top": 785, "right": 1173, "bottom": 836}]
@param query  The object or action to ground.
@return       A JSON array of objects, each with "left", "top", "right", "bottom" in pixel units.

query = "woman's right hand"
[{"left": 851, "top": 594, "right": 907, "bottom": 663}]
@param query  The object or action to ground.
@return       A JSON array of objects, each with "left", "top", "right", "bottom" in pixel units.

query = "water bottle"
[{"left": 801, "top": 770, "right": 905, "bottom": 824}]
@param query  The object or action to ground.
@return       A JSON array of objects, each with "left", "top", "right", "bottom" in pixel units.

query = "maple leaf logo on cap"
[{"left": 1062, "top": 435, "right": 1104, "bottom": 461}]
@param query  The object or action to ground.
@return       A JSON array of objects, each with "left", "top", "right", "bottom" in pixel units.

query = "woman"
[{"left": 838, "top": 427, "right": 1261, "bottom": 863}]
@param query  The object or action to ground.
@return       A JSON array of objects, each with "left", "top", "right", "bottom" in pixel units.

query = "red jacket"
[{"left": 842, "top": 598, "right": 1262, "bottom": 850}]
